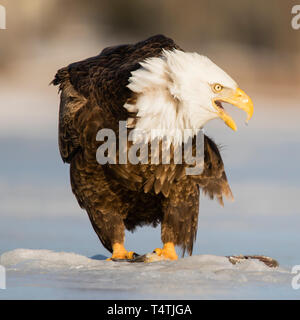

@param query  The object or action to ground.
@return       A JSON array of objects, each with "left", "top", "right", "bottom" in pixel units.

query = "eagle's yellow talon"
[
  {"left": 108, "top": 243, "right": 135, "bottom": 260},
  {"left": 152, "top": 242, "right": 178, "bottom": 260}
]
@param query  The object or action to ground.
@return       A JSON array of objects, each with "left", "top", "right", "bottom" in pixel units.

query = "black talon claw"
[
  {"left": 132, "top": 252, "right": 140, "bottom": 259},
  {"left": 129, "top": 254, "right": 148, "bottom": 263}
]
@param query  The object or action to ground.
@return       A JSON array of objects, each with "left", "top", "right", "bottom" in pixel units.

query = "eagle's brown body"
[{"left": 53, "top": 35, "right": 233, "bottom": 257}]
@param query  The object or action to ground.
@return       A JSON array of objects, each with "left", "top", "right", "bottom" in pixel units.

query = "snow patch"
[{"left": 0, "top": 249, "right": 293, "bottom": 299}]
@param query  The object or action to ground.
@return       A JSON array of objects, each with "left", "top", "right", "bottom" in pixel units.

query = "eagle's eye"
[{"left": 212, "top": 83, "right": 223, "bottom": 93}]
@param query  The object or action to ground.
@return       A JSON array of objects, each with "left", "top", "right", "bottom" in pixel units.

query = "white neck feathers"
[{"left": 124, "top": 49, "right": 231, "bottom": 145}]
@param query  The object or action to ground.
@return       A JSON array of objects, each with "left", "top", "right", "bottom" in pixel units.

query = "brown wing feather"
[
  {"left": 53, "top": 70, "right": 87, "bottom": 163},
  {"left": 138, "top": 136, "right": 233, "bottom": 206},
  {"left": 199, "top": 136, "right": 234, "bottom": 206}
]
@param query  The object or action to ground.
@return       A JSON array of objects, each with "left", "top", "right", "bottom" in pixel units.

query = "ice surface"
[{"left": 0, "top": 249, "right": 296, "bottom": 300}]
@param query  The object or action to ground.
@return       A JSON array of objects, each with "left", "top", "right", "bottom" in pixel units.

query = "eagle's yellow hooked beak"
[{"left": 213, "top": 88, "right": 254, "bottom": 131}]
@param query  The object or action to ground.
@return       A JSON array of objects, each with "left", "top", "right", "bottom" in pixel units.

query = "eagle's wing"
[
  {"left": 52, "top": 34, "right": 181, "bottom": 164},
  {"left": 199, "top": 136, "right": 234, "bottom": 206}
]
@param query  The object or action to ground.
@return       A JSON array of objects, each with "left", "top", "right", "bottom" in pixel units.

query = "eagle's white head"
[{"left": 125, "top": 49, "right": 253, "bottom": 145}]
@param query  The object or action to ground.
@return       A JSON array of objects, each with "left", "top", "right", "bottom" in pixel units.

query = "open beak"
[{"left": 213, "top": 88, "right": 254, "bottom": 131}]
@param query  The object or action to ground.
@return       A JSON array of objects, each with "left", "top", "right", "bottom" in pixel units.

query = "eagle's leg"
[
  {"left": 147, "top": 182, "right": 199, "bottom": 262},
  {"left": 153, "top": 242, "right": 178, "bottom": 260}
]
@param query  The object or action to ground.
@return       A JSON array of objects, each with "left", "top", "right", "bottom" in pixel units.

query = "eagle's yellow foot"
[
  {"left": 151, "top": 242, "right": 178, "bottom": 261},
  {"left": 106, "top": 243, "right": 135, "bottom": 261}
]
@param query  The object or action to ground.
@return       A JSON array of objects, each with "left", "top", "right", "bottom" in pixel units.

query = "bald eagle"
[{"left": 52, "top": 35, "right": 253, "bottom": 261}]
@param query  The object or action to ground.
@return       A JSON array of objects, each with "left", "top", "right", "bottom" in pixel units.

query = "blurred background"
[{"left": 1, "top": 0, "right": 300, "bottom": 277}]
